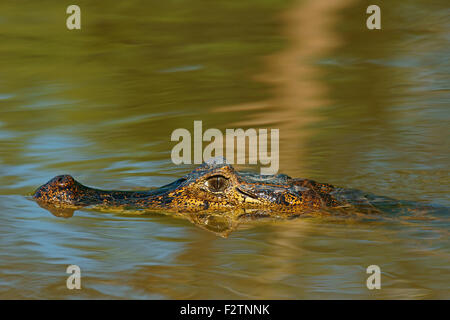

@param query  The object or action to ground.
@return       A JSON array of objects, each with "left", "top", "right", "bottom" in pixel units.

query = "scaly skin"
[
  {"left": 32, "top": 157, "right": 442, "bottom": 236},
  {"left": 33, "top": 157, "right": 351, "bottom": 216}
]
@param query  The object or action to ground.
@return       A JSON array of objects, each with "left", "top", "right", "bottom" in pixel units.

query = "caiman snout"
[{"left": 33, "top": 175, "right": 83, "bottom": 206}]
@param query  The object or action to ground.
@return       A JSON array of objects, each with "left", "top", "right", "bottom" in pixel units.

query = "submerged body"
[{"left": 33, "top": 157, "right": 389, "bottom": 218}]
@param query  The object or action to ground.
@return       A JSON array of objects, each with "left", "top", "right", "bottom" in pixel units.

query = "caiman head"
[{"left": 33, "top": 157, "right": 343, "bottom": 216}]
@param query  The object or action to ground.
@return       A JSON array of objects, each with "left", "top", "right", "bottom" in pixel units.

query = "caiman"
[{"left": 32, "top": 157, "right": 430, "bottom": 235}]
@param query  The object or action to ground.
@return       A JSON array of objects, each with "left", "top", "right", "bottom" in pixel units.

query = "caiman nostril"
[
  {"left": 32, "top": 174, "right": 78, "bottom": 203},
  {"left": 50, "top": 175, "right": 75, "bottom": 187}
]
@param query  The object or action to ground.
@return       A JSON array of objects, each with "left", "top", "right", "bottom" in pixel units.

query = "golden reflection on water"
[
  {"left": 0, "top": 0, "right": 449, "bottom": 299},
  {"left": 108, "top": 216, "right": 448, "bottom": 299},
  {"left": 214, "top": 0, "right": 357, "bottom": 173}
]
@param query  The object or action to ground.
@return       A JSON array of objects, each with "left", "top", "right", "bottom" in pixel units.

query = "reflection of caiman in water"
[{"left": 33, "top": 157, "right": 436, "bottom": 236}]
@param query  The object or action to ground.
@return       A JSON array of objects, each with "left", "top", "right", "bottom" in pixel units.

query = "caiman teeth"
[
  {"left": 236, "top": 187, "right": 257, "bottom": 198},
  {"left": 236, "top": 187, "right": 259, "bottom": 202}
]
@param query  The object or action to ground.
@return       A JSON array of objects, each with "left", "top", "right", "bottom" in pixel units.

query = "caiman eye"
[{"left": 205, "top": 175, "right": 228, "bottom": 193}]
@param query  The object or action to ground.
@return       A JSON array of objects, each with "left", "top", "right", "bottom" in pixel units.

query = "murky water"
[{"left": 0, "top": 0, "right": 449, "bottom": 299}]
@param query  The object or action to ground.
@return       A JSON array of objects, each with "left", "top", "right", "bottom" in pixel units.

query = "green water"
[{"left": 0, "top": 0, "right": 449, "bottom": 299}]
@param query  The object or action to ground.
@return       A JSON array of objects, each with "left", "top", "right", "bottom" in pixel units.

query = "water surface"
[{"left": 0, "top": 0, "right": 449, "bottom": 299}]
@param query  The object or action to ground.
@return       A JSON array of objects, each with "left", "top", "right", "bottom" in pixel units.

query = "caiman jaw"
[
  {"left": 32, "top": 174, "right": 184, "bottom": 209},
  {"left": 235, "top": 186, "right": 263, "bottom": 204},
  {"left": 235, "top": 182, "right": 303, "bottom": 207}
]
